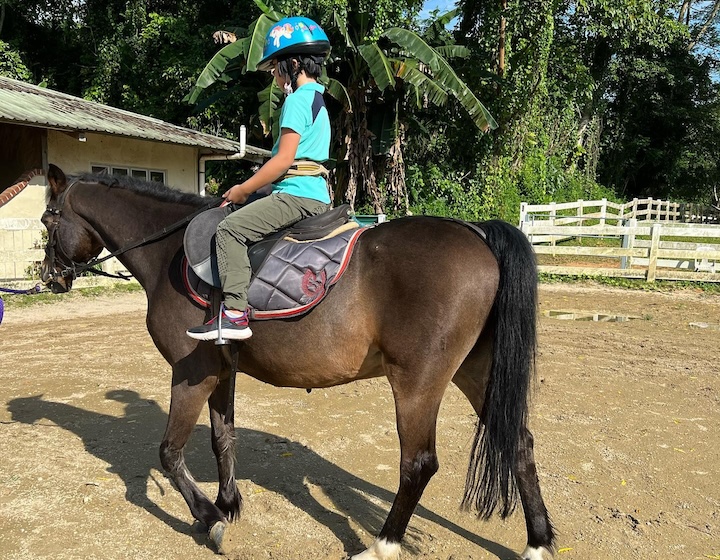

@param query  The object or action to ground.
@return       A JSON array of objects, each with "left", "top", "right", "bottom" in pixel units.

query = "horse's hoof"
[
  {"left": 351, "top": 538, "right": 401, "bottom": 560},
  {"left": 209, "top": 521, "right": 228, "bottom": 554},
  {"left": 520, "top": 545, "right": 553, "bottom": 560}
]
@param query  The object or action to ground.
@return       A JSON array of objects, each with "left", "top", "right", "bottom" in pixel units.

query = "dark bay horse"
[{"left": 39, "top": 164, "right": 555, "bottom": 560}]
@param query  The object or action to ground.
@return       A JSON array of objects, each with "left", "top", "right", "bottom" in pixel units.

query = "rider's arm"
[{"left": 223, "top": 129, "right": 300, "bottom": 203}]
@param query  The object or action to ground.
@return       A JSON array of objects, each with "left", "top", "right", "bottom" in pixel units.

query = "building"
[{"left": 0, "top": 76, "right": 268, "bottom": 280}]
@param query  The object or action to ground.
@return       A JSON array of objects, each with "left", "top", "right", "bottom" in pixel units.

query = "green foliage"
[{"left": 0, "top": 41, "right": 32, "bottom": 81}]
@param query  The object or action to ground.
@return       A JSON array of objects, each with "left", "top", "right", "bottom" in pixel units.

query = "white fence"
[
  {"left": 0, "top": 217, "right": 127, "bottom": 284},
  {"left": 520, "top": 202, "right": 720, "bottom": 282}
]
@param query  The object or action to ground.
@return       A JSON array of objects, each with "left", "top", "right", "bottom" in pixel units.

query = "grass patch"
[
  {"left": 539, "top": 273, "right": 720, "bottom": 294},
  {"left": 1, "top": 281, "right": 144, "bottom": 311}
]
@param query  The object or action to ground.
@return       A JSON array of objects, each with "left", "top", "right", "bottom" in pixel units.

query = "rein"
[{"left": 46, "top": 180, "right": 223, "bottom": 283}]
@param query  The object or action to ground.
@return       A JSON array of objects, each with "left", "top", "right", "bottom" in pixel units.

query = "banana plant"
[{"left": 187, "top": 2, "right": 497, "bottom": 212}]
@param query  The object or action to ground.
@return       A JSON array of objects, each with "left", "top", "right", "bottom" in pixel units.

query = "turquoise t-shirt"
[{"left": 271, "top": 82, "right": 331, "bottom": 204}]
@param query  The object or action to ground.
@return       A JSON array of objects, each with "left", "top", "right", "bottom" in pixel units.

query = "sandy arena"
[{"left": 0, "top": 283, "right": 718, "bottom": 560}]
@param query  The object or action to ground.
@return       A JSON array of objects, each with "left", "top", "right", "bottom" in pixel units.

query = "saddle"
[{"left": 183, "top": 203, "right": 367, "bottom": 319}]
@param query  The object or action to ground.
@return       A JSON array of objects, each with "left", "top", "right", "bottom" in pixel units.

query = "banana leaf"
[
  {"left": 322, "top": 77, "right": 353, "bottom": 112},
  {"left": 435, "top": 45, "right": 469, "bottom": 59},
  {"left": 358, "top": 43, "right": 395, "bottom": 91},
  {"left": 432, "top": 56, "right": 498, "bottom": 131},
  {"left": 247, "top": 14, "right": 281, "bottom": 71},
  {"left": 257, "top": 79, "right": 282, "bottom": 138},
  {"left": 333, "top": 10, "right": 355, "bottom": 50},
  {"left": 186, "top": 37, "right": 249, "bottom": 103},
  {"left": 383, "top": 28, "right": 440, "bottom": 73}
]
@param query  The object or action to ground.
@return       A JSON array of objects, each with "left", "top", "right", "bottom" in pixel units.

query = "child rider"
[{"left": 187, "top": 16, "right": 332, "bottom": 341}]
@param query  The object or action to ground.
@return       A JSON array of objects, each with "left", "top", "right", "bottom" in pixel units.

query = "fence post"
[
  {"left": 632, "top": 198, "right": 638, "bottom": 220},
  {"left": 576, "top": 200, "right": 583, "bottom": 242},
  {"left": 620, "top": 218, "right": 637, "bottom": 270},
  {"left": 519, "top": 202, "right": 527, "bottom": 229},
  {"left": 646, "top": 223, "right": 662, "bottom": 282},
  {"left": 600, "top": 198, "right": 607, "bottom": 227}
]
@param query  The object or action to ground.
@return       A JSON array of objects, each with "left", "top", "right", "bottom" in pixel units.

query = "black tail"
[{"left": 462, "top": 219, "right": 537, "bottom": 519}]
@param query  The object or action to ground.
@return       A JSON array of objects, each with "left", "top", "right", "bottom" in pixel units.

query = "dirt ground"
[{"left": 0, "top": 283, "right": 718, "bottom": 560}]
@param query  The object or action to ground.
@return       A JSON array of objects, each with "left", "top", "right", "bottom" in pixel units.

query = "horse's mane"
[{"left": 72, "top": 172, "right": 211, "bottom": 207}]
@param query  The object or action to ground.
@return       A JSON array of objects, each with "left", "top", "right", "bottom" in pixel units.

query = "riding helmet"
[{"left": 257, "top": 16, "right": 330, "bottom": 71}]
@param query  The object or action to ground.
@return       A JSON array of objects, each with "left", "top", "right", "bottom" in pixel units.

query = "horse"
[{"left": 39, "top": 164, "right": 555, "bottom": 560}]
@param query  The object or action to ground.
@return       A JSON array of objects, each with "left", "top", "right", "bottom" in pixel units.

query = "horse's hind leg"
[
  {"left": 208, "top": 372, "right": 242, "bottom": 521},
  {"left": 351, "top": 364, "right": 449, "bottom": 560},
  {"left": 453, "top": 350, "right": 556, "bottom": 559},
  {"left": 516, "top": 427, "right": 555, "bottom": 559}
]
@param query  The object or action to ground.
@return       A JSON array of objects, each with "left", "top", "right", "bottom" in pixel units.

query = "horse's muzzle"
[{"left": 41, "top": 263, "right": 72, "bottom": 293}]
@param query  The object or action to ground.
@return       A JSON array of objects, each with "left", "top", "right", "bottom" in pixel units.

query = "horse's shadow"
[{"left": 7, "top": 391, "right": 519, "bottom": 559}]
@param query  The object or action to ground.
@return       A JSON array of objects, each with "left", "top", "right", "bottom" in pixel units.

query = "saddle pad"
[
  {"left": 182, "top": 227, "right": 367, "bottom": 320},
  {"left": 248, "top": 227, "right": 365, "bottom": 319}
]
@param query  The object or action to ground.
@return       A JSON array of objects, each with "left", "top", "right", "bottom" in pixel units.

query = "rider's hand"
[{"left": 223, "top": 183, "right": 252, "bottom": 204}]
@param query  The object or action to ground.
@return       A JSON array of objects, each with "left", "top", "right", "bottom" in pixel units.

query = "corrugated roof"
[{"left": 0, "top": 76, "right": 266, "bottom": 155}]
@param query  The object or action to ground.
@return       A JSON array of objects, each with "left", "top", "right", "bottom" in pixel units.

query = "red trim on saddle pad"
[
  {"left": 181, "top": 227, "right": 368, "bottom": 319},
  {"left": 182, "top": 257, "right": 211, "bottom": 308}
]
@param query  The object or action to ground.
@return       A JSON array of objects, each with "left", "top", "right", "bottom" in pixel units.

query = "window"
[{"left": 91, "top": 164, "right": 165, "bottom": 184}]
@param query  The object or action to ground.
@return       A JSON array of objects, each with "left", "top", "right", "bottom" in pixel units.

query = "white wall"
[{"left": 47, "top": 130, "right": 200, "bottom": 193}]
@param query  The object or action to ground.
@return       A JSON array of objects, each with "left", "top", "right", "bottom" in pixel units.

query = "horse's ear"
[{"left": 47, "top": 164, "right": 67, "bottom": 196}]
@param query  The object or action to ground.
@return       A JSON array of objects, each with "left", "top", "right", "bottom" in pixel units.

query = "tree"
[{"left": 188, "top": 0, "right": 497, "bottom": 212}]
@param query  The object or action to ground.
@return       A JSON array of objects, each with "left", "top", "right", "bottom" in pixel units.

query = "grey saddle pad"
[{"left": 183, "top": 206, "right": 365, "bottom": 319}]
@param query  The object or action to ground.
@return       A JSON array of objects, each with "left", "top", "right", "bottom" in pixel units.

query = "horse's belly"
[{"left": 239, "top": 342, "right": 383, "bottom": 389}]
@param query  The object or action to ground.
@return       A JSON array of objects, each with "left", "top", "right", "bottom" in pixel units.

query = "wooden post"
[
  {"left": 550, "top": 202, "right": 556, "bottom": 250},
  {"left": 647, "top": 223, "right": 662, "bottom": 282},
  {"left": 600, "top": 198, "right": 607, "bottom": 227},
  {"left": 576, "top": 199, "right": 583, "bottom": 242},
  {"left": 665, "top": 200, "right": 671, "bottom": 221},
  {"left": 632, "top": 198, "right": 638, "bottom": 220},
  {"left": 620, "top": 218, "right": 637, "bottom": 270}
]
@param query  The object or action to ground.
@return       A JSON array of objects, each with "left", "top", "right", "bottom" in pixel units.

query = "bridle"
[{"left": 44, "top": 179, "right": 223, "bottom": 284}]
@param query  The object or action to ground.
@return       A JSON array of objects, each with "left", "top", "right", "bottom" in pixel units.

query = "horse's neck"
[{"left": 74, "top": 184, "right": 196, "bottom": 281}]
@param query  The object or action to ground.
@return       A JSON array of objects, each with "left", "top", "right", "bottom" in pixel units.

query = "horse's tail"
[{"left": 462, "top": 219, "right": 537, "bottom": 519}]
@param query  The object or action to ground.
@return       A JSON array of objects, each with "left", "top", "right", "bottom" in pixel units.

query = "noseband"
[{"left": 45, "top": 180, "right": 223, "bottom": 284}]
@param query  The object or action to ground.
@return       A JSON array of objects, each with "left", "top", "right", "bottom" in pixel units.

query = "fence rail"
[
  {"left": 520, "top": 197, "right": 719, "bottom": 228},
  {"left": 520, "top": 215, "right": 720, "bottom": 282}
]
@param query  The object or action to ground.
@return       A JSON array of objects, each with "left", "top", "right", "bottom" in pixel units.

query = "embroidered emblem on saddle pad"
[{"left": 182, "top": 204, "right": 366, "bottom": 319}]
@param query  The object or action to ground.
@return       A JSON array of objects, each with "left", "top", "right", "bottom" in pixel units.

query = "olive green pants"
[{"left": 216, "top": 193, "right": 330, "bottom": 311}]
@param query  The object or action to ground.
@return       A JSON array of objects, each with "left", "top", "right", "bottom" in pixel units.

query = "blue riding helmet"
[{"left": 257, "top": 16, "right": 330, "bottom": 71}]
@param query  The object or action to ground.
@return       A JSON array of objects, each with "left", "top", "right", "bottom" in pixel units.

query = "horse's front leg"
[
  {"left": 159, "top": 368, "right": 228, "bottom": 550},
  {"left": 209, "top": 371, "right": 242, "bottom": 521}
]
